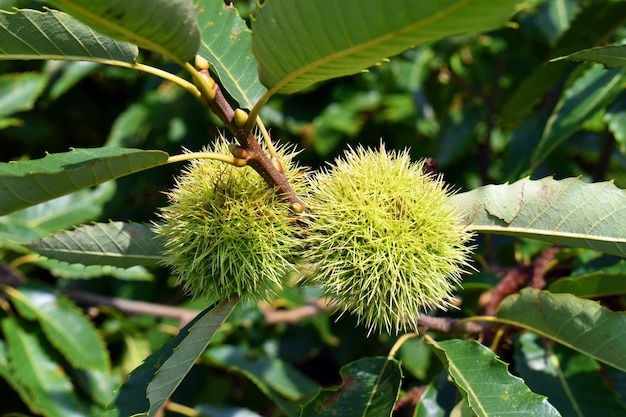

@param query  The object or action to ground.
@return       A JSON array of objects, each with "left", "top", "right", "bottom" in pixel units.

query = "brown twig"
[
  {"left": 64, "top": 288, "right": 201, "bottom": 326},
  {"left": 196, "top": 68, "right": 305, "bottom": 211}
]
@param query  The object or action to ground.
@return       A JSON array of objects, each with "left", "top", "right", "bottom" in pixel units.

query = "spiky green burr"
[
  {"left": 301, "top": 146, "right": 474, "bottom": 334},
  {"left": 156, "top": 140, "right": 308, "bottom": 304}
]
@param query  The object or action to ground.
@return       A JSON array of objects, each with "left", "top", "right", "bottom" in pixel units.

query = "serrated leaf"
[
  {"left": 252, "top": 0, "right": 517, "bottom": 95},
  {"left": 26, "top": 222, "right": 165, "bottom": 268},
  {"left": 532, "top": 64, "right": 626, "bottom": 167},
  {"left": 104, "top": 299, "right": 237, "bottom": 417},
  {"left": 452, "top": 177, "right": 626, "bottom": 257},
  {"left": 5, "top": 284, "right": 109, "bottom": 372},
  {"left": 194, "top": 0, "right": 266, "bottom": 108},
  {"left": 2, "top": 317, "right": 86, "bottom": 417},
  {"left": 552, "top": 45, "right": 626, "bottom": 69},
  {"left": 0, "top": 8, "right": 138, "bottom": 63},
  {"left": 497, "top": 288, "right": 626, "bottom": 372},
  {"left": 515, "top": 332, "right": 626, "bottom": 417},
  {"left": 426, "top": 336, "right": 561, "bottom": 417},
  {"left": 205, "top": 344, "right": 318, "bottom": 401},
  {"left": 0, "top": 147, "right": 169, "bottom": 215},
  {"left": 47, "top": 0, "right": 200, "bottom": 63},
  {"left": 0, "top": 72, "right": 47, "bottom": 119},
  {"left": 301, "top": 357, "right": 402, "bottom": 417}
]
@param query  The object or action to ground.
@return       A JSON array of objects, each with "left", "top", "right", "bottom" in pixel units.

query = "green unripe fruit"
[
  {"left": 301, "top": 146, "right": 474, "bottom": 334},
  {"left": 156, "top": 140, "right": 308, "bottom": 304}
]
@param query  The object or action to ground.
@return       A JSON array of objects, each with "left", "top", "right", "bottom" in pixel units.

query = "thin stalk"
[{"left": 167, "top": 151, "right": 247, "bottom": 167}]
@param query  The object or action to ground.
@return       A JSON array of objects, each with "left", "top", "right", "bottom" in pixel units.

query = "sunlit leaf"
[
  {"left": 252, "top": 0, "right": 518, "bottom": 95},
  {"left": 301, "top": 357, "right": 402, "bottom": 417},
  {"left": 194, "top": 0, "right": 266, "bottom": 108},
  {"left": 0, "top": 8, "right": 138, "bottom": 63},
  {"left": 515, "top": 332, "right": 626, "bottom": 417},
  {"left": 26, "top": 222, "right": 166, "bottom": 268},
  {"left": 426, "top": 336, "right": 561, "bottom": 417},
  {"left": 104, "top": 299, "right": 237, "bottom": 417},
  {"left": 497, "top": 288, "right": 626, "bottom": 372},
  {"left": 46, "top": 0, "right": 200, "bottom": 62},
  {"left": 5, "top": 284, "right": 109, "bottom": 372},
  {"left": 0, "top": 147, "right": 169, "bottom": 215},
  {"left": 452, "top": 177, "right": 626, "bottom": 257}
]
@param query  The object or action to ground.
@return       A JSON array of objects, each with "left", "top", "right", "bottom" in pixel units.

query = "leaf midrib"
[{"left": 264, "top": 0, "right": 467, "bottom": 95}]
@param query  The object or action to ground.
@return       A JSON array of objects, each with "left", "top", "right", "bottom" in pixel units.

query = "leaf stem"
[
  {"left": 167, "top": 151, "right": 247, "bottom": 167},
  {"left": 182, "top": 61, "right": 305, "bottom": 211}
]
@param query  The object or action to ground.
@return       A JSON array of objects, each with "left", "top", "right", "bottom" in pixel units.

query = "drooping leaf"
[
  {"left": 425, "top": 336, "right": 562, "bottom": 417},
  {"left": 531, "top": 64, "right": 626, "bottom": 168},
  {"left": 452, "top": 177, "right": 626, "bottom": 257},
  {"left": 552, "top": 45, "right": 626, "bottom": 69},
  {"left": 300, "top": 357, "right": 402, "bottom": 417},
  {"left": 46, "top": 0, "right": 200, "bottom": 63},
  {"left": 194, "top": 0, "right": 266, "bottom": 108},
  {"left": 205, "top": 344, "right": 318, "bottom": 401},
  {"left": 5, "top": 284, "right": 109, "bottom": 372},
  {"left": 0, "top": 72, "right": 47, "bottom": 121},
  {"left": 25, "top": 222, "right": 166, "bottom": 268},
  {"left": 497, "top": 288, "right": 626, "bottom": 372},
  {"left": 252, "top": 0, "right": 518, "bottom": 95},
  {"left": 104, "top": 298, "right": 238, "bottom": 417},
  {"left": 500, "top": 1, "right": 626, "bottom": 125},
  {"left": 0, "top": 147, "right": 169, "bottom": 215},
  {"left": 2, "top": 317, "right": 86, "bottom": 417},
  {"left": 0, "top": 8, "right": 138, "bottom": 63},
  {"left": 515, "top": 332, "right": 626, "bottom": 417}
]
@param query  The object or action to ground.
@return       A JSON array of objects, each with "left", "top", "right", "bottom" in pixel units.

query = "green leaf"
[
  {"left": 25, "top": 222, "right": 166, "bottom": 268},
  {"left": 194, "top": 0, "right": 266, "bottom": 108},
  {"left": 0, "top": 147, "right": 169, "bottom": 215},
  {"left": 497, "top": 288, "right": 626, "bottom": 372},
  {"left": 2, "top": 317, "right": 86, "bottom": 417},
  {"left": 0, "top": 182, "right": 116, "bottom": 241},
  {"left": 34, "top": 257, "right": 153, "bottom": 280},
  {"left": 205, "top": 345, "right": 318, "bottom": 401},
  {"left": 500, "top": 1, "right": 626, "bottom": 125},
  {"left": 301, "top": 357, "right": 402, "bottom": 417},
  {"left": 104, "top": 299, "right": 237, "bottom": 417},
  {"left": 0, "top": 8, "right": 138, "bottom": 63},
  {"left": 0, "top": 72, "right": 47, "bottom": 119},
  {"left": 549, "top": 259, "right": 626, "bottom": 298},
  {"left": 47, "top": 0, "right": 200, "bottom": 63},
  {"left": 426, "top": 337, "right": 561, "bottom": 417},
  {"left": 515, "top": 332, "right": 626, "bottom": 417},
  {"left": 6, "top": 284, "right": 109, "bottom": 372},
  {"left": 252, "top": 0, "right": 518, "bottom": 95},
  {"left": 552, "top": 45, "right": 626, "bottom": 69},
  {"left": 532, "top": 65, "right": 626, "bottom": 168},
  {"left": 452, "top": 177, "right": 626, "bottom": 257}
]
